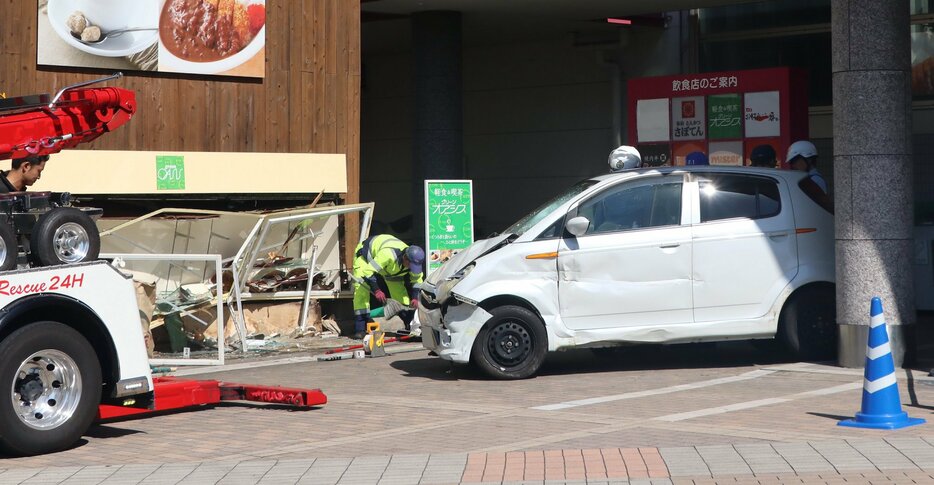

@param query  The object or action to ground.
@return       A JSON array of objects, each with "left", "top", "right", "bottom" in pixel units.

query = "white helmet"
[
  {"left": 608, "top": 145, "right": 642, "bottom": 172},
  {"left": 785, "top": 140, "right": 818, "bottom": 163}
]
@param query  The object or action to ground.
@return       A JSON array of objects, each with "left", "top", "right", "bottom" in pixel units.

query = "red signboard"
[{"left": 627, "top": 67, "right": 808, "bottom": 167}]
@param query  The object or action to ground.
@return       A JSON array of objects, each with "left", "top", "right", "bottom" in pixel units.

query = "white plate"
[
  {"left": 47, "top": 0, "right": 158, "bottom": 57},
  {"left": 157, "top": 0, "right": 265, "bottom": 75}
]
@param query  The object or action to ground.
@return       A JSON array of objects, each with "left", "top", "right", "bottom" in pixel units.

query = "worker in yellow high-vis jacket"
[{"left": 352, "top": 234, "right": 425, "bottom": 339}]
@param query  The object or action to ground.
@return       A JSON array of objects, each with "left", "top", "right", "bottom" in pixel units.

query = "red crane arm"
[{"left": 0, "top": 77, "right": 136, "bottom": 161}]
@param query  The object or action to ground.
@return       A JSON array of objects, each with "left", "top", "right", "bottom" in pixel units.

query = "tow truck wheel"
[
  {"left": 30, "top": 208, "right": 100, "bottom": 266},
  {"left": 0, "top": 322, "right": 101, "bottom": 456},
  {"left": 471, "top": 305, "right": 547, "bottom": 380},
  {"left": 0, "top": 222, "right": 17, "bottom": 271}
]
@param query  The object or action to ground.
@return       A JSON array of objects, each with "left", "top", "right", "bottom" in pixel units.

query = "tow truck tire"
[
  {"left": 471, "top": 305, "right": 547, "bottom": 380},
  {"left": 0, "top": 322, "right": 101, "bottom": 456},
  {"left": 30, "top": 208, "right": 101, "bottom": 267},
  {"left": 0, "top": 222, "right": 17, "bottom": 272}
]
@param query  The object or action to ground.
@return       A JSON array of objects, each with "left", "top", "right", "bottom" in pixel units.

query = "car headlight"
[
  {"left": 451, "top": 263, "right": 475, "bottom": 281},
  {"left": 437, "top": 263, "right": 476, "bottom": 299}
]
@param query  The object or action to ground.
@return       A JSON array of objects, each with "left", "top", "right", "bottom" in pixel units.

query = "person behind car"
[
  {"left": 786, "top": 140, "right": 827, "bottom": 194},
  {"left": 0, "top": 154, "right": 48, "bottom": 193},
  {"left": 351, "top": 234, "right": 425, "bottom": 339},
  {"left": 749, "top": 144, "right": 777, "bottom": 168},
  {"left": 786, "top": 140, "right": 833, "bottom": 213},
  {"left": 686, "top": 151, "right": 709, "bottom": 166},
  {"left": 608, "top": 145, "right": 642, "bottom": 172}
]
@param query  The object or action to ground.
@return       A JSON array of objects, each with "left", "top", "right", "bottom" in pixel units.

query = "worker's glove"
[{"left": 374, "top": 289, "right": 387, "bottom": 304}]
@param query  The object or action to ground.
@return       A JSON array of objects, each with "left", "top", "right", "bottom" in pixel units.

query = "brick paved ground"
[{"left": 2, "top": 341, "right": 934, "bottom": 484}]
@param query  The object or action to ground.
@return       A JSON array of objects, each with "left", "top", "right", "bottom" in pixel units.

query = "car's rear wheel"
[
  {"left": 30, "top": 208, "right": 100, "bottom": 266},
  {"left": 778, "top": 284, "right": 837, "bottom": 360},
  {"left": 0, "top": 322, "right": 101, "bottom": 456},
  {"left": 471, "top": 305, "right": 547, "bottom": 379}
]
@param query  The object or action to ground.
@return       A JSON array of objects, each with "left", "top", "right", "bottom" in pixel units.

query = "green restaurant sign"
[
  {"left": 156, "top": 155, "right": 186, "bottom": 190},
  {"left": 707, "top": 93, "right": 742, "bottom": 140},
  {"left": 424, "top": 180, "right": 474, "bottom": 275}
]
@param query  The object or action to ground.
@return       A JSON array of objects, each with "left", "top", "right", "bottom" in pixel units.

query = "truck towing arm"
[{"left": 0, "top": 73, "right": 136, "bottom": 161}]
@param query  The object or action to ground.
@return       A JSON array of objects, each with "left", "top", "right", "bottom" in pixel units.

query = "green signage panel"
[
  {"left": 424, "top": 180, "right": 474, "bottom": 275},
  {"left": 156, "top": 155, "right": 186, "bottom": 190},
  {"left": 707, "top": 94, "right": 742, "bottom": 140}
]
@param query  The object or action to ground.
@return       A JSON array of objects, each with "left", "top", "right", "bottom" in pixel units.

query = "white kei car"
[{"left": 418, "top": 166, "right": 836, "bottom": 379}]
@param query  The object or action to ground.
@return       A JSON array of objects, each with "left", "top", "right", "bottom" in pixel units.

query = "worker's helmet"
[
  {"left": 686, "top": 151, "right": 709, "bottom": 166},
  {"left": 608, "top": 145, "right": 642, "bottom": 172},
  {"left": 749, "top": 144, "right": 776, "bottom": 167},
  {"left": 785, "top": 140, "right": 818, "bottom": 163},
  {"left": 405, "top": 245, "right": 425, "bottom": 275}
]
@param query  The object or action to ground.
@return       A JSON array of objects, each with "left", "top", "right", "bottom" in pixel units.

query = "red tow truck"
[{"left": 0, "top": 74, "right": 326, "bottom": 456}]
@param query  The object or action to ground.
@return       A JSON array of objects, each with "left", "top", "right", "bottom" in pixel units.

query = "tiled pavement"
[
  {"left": 4, "top": 342, "right": 934, "bottom": 484},
  {"left": 4, "top": 442, "right": 934, "bottom": 484}
]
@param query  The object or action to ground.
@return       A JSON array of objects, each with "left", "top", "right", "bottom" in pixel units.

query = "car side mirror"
[{"left": 566, "top": 216, "right": 590, "bottom": 237}]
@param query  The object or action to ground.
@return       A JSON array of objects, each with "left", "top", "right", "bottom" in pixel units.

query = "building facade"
[{"left": 360, "top": 0, "right": 931, "bottom": 366}]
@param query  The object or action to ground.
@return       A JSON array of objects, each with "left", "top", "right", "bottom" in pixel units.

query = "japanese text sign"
[
  {"left": 424, "top": 180, "right": 474, "bottom": 275},
  {"left": 744, "top": 91, "right": 781, "bottom": 137},
  {"left": 671, "top": 96, "right": 706, "bottom": 140},
  {"left": 156, "top": 155, "right": 186, "bottom": 190},
  {"left": 627, "top": 67, "right": 809, "bottom": 168},
  {"left": 707, "top": 94, "right": 742, "bottom": 139}
]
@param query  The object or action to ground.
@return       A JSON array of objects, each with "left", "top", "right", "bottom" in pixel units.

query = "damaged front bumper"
[{"left": 418, "top": 284, "right": 491, "bottom": 364}]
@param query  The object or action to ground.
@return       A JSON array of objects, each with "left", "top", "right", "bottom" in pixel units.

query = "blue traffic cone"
[{"left": 838, "top": 297, "right": 925, "bottom": 429}]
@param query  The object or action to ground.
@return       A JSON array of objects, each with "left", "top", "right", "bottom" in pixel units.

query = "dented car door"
[{"left": 557, "top": 175, "right": 693, "bottom": 330}]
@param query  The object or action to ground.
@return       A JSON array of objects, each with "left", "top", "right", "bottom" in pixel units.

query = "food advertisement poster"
[
  {"left": 671, "top": 96, "right": 706, "bottom": 141},
  {"left": 743, "top": 91, "right": 781, "bottom": 138},
  {"left": 636, "top": 98, "right": 670, "bottom": 143},
  {"left": 424, "top": 180, "right": 474, "bottom": 276},
  {"left": 627, "top": 68, "right": 809, "bottom": 168},
  {"left": 707, "top": 94, "right": 742, "bottom": 140},
  {"left": 36, "top": 0, "right": 266, "bottom": 78},
  {"left": 672, "top": 141, "right": 706, "bottom": 166},
  {"left": 708, "top": 141, "right": 744, "bottom": 166},
  {"left": 636, "top": 143, "right": 672, "bottom": 167}
]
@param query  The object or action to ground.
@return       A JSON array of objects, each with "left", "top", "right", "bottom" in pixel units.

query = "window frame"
[
  {"left": 568, "top": 174, "right": 686, "bottom": 237},
  {"left": 689, "top": 172, "right": 783, "bottom": 224}
]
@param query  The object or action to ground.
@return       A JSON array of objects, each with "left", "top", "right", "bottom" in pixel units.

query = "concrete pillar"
[
  {"left": 412, "top": 11, "right": 463, "bottom": 246},
  {"left": 832, "top": 0, "right": 914, "bottom": 367}
]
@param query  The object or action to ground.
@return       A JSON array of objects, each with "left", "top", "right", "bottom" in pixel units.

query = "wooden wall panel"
[
  {"left": 0, "top": 1, "right": 20, "bottom": 56},
  {"left": 264, "top": 71, "right": 290, "bottom": 152},
  {"left": 2, "top": 0, "right": 361, "bottom": 257}
]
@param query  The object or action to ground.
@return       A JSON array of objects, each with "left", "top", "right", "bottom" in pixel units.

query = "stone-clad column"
[
  {"left": 412, "top": 11, "right": 463, "bottom": 245},
  {"left": 832, "top": 0, "right": 914, "bottom": 367}
]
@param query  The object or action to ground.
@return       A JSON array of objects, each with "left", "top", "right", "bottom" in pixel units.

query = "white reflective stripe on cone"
[
  {"left": 864, "top": 374, "right": 898, "bottom": 394},
  {"left": 866, "top": 341, "right": 892, "bottom": 360}
]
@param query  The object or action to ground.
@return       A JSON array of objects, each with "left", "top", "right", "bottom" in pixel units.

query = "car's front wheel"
[
  {"left": 0, "top": 322, "right": 102, "bottom": 456},
  {"left": 778, "top": 284, "right": 837, "bottom": 360},
  {"left": 471, "top": 305, "right": 547, "bottom": 379}
]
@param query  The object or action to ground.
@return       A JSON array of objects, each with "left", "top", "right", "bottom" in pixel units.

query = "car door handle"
[
  {"left": 768, "top": 230, "right": 790, "bottom": 238},
  {"left": 659, "top": 243, "right": 680, "bottom": 249}
]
